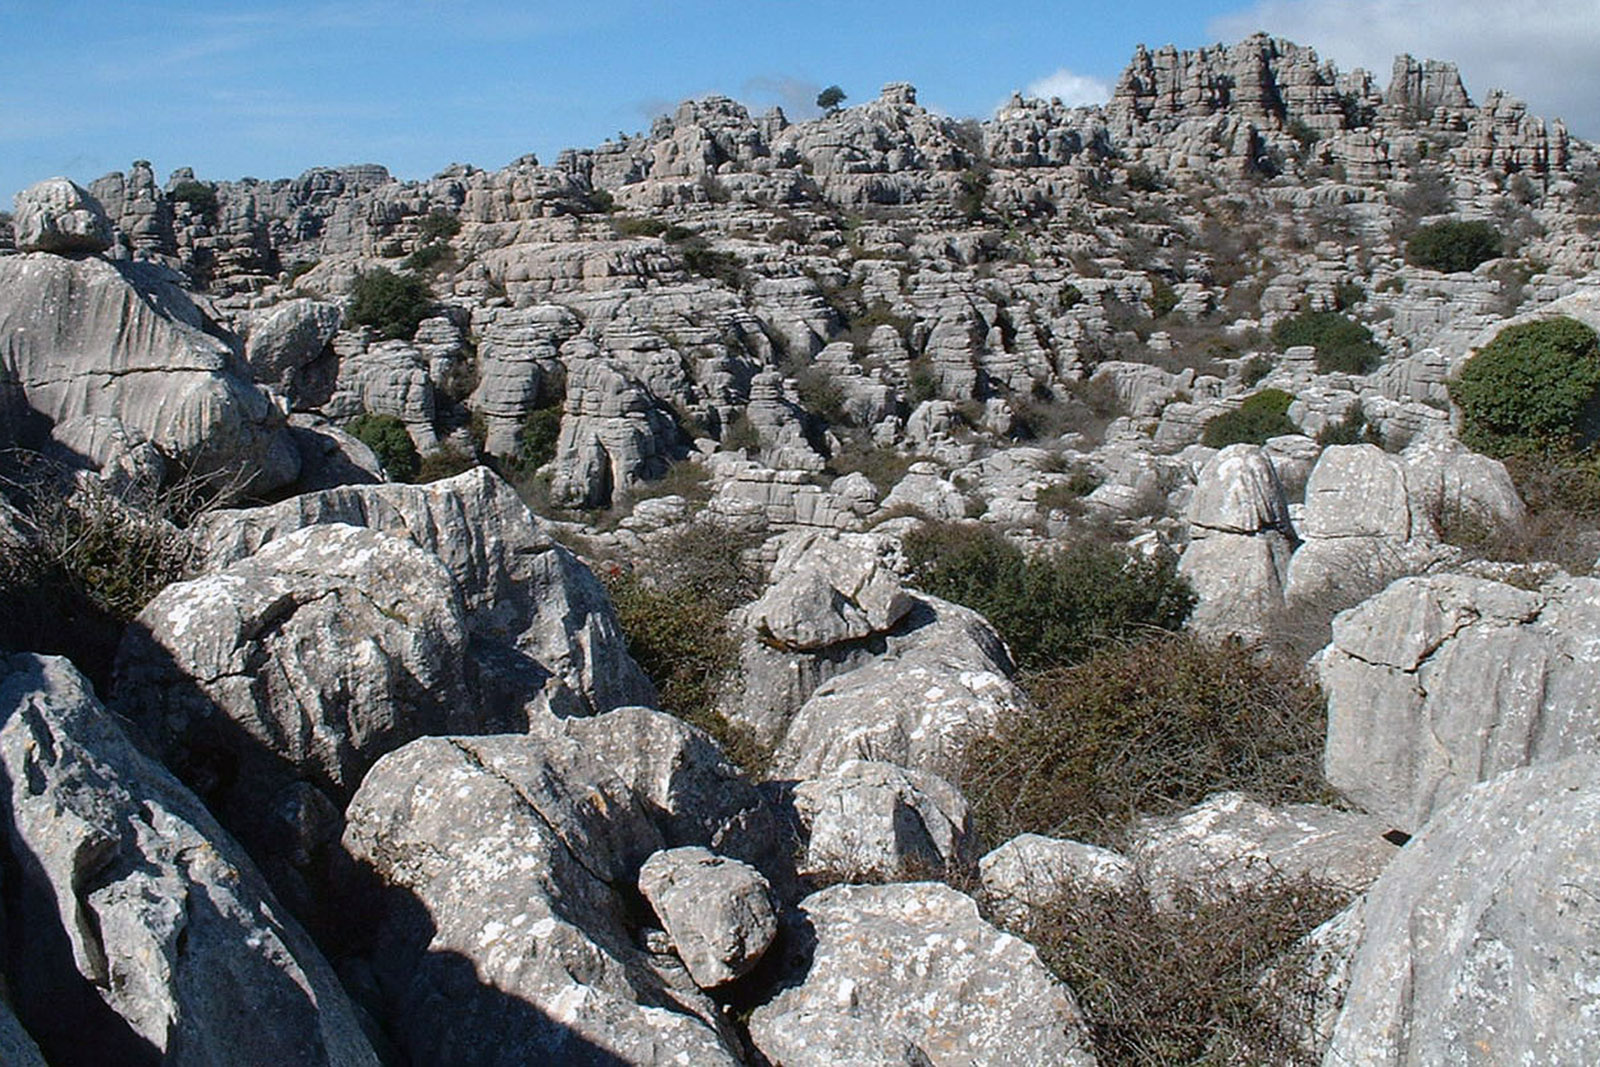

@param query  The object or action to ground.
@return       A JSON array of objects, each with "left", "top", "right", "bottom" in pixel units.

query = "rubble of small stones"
[{"left": 2, "top": 29, "right": 1600, "bottom": 1066}]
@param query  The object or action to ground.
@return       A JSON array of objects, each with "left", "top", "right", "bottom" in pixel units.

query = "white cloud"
[
  {"left": 1207, "top": 0, "right": 1600, "bottom": 137},
  {"left": 1023, "top": 68, "right": 1111, "bottom": 108}
]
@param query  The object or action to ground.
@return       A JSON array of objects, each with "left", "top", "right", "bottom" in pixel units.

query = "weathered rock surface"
[
  {"left": 637, "top": 846, "right": 777, "bottom": 988},
  {"left": 0, "top": 253, "right": 296, "bottom": 491},
  {"left": 1180, "top": 444, "right": 1296, "bottom": 639},
  {"left": 0, "top": 653, "right": 378, "bottom": 1066},
  {"left": 193, "top": 467, "right": 654, "bottom": 717},
  {"left": 749, "top": 882, "right": 1097, "bottom": 1067},
  {"left": 1319, "top": 573, "right": 1600, "bottom": 832},
  {"left": 792, "top": 760, "right": 978, "bottom": 882},
  {"left": 741, "top": 530, "right": 915, "bottom": 652},
  {"left": 341, "top": 733, "right": 741, "bottom": 1066},
  {"left": 243, "top": 298, "right": 343, "bottom": 408},
  {"left": 980, "top": 834, "right": 1137, "bottom": 923},
  {"left": 1324, "top": 756, "right": 1600, "bottom": 1065},
  {"left": 1129, "top": 792, "right": 1398, "bottom": 905},
  {"left": 12, "top": 177, "right": 113, "bottom": 254}
]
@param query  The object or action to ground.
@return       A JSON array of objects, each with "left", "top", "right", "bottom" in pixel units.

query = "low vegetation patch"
[
  {"left": 961, "top": 633, "right": 1329, "bottom": 847},
  {"left": 1004, "top": 875, "right": 1349, "bottom": 1067},
  {"left": 1449, "top": 315, "right": 1600, "bottom": 457},
  {"left": 902, "top": 522, "right": 1194, "bottom": 673},
  {"left": 348, "top": 267, "right": 433, "bottom": 341},
  {"left": 1201, "top": 388, "right": 1298, "bottom": 448},
  {"left": 601, "top": 521, "right": 771, "bottom": 775},
  {"left": 1271, "top": 310, "right": 1383, "bottom": 375}
]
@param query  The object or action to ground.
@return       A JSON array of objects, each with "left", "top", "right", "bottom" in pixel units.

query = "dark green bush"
[
  {"left": 417, "top": 210, "right": 462, "bottom": 242},
  {"left": 347, "top": 413, "right": 420, "bottom": 482},
  {"left": 614, "top": 215, "right": 669, "bottom": 238},
  {"left": 416, "top": 442, "right": 477, "bottom": 483},
  {"left": 401, "top": 242, "right": 455, "bottom": 275},
  {"left": 1316, "top": 407, "right": 1382, "bottom": 447},
  {"left": 1271, "top": 310, "right": 1382, "bottom": 375},
  {"left": 796, "top": 368, "right": 847, "bottom": 425},
  {"left": 1147, "top": 276, "right": 1178, "bottom": 319},
  {"left": 955, "top": 167, "right": 990, "bottom": 221},
  {"left": 1407, "top": 219, "right": 1503, "bottom": 273},
  {"left": 1201, "top": 388, "right": 1298, "bottom": 448},
  {"left": 1449, "top": 315, "right": 1600, "bottom": 456},
  {"left": 517, "top": 403, "right": 564, "bottom": 468},
  {"left": 961, "top": 633, "right": 1328, "bottom": 847},
  {"left": 902, "top": 523, "right": 1194, "bottom": 673},
  {"left": 816, "top": 85, "right": 847, "bottom": 113},
  {"left": 169, "top": 180, "right": 220, "bottom": 222},
  {"left": 348, "top": 267, "right": 433, "bottom": 341}
]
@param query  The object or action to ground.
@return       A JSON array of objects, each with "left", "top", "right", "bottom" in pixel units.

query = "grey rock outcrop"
[
  {"left": 741, "top": 530, "right": 915, "bottom": 652},
  {"left": 341, "top": 733, "right": 741, "bottom": 1066},
  {"left": 193, "top": 467, "right": 654, "bottom": 717},
  {"left": 1180, "top": 444, "right": 1297, "bottom": 639},
  {"left": 0, "top": 653, "right": 378, "bottom": 1066},
  {"left": 749, "top": 882, "right": 1097, "bottom": 1067},
  {"left": 1319, "top": 573, "right": 1600, "bottom": 832},
  {"left": 0, "top": 253, "right": 297, "bottom": 491},
  {"left": 549, "top": 356, "right": 681, "bottom": 509},
  {"left": 792, "top": 760, "right": 978, "bottom": 882},
  {"left": 980, "top": 834, "right": 1137, "bottom": 924},
  {"left": 1324, "top": 756, "right": 1600, "bottom": 1065},
  {"left": 637, "top": 846, "right": 777, "bottom": 988},
  {"left": 12, "top": 177, "right": 114, "bottom": 254},
  {"left": 1128, "top": 793, "right": 1397, "bottom": 906},
  {"left": 243, "top": 298, "right": 343, "bottom": 407},
  {"left": 113, "top": 523, "right": 477, "bottom": 911}
]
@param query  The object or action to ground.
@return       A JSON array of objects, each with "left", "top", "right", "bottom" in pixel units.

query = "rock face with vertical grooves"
[{"left": 0, "top": 652, "right": 379, "bottom": 1067}]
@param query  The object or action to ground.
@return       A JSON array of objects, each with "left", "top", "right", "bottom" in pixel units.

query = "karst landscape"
[{"left": 4, "top": 31, "right": 1600, "bottom": 1066}]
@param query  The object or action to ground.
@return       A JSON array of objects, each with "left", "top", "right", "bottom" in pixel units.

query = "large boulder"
[
  {"left": 1180, "top": 444, "right": 1297, "bottom": 640},
  {"left": 749, "top": 882, "right": 1097, "bottom": 1067},
  {"left": 637, "top": 846, "right": 777, "bottom": 988},
  {"left": 979, "top": 834, "right": 1136, "bottom": 925},
  {"left": 192, "top": 467, "right": 655, "bottom": 717},
  {"left": 741, "top": 531, "right": 916, "bottom": 652},
  {"left": 340, "top": 733, "right": 741, "bottom": 1066},
  {"left": 1319, "top": 573, "right": 1600, "bottom": 832},
  {"left": 792, "top": 760, "right": 979, "bottom": 882},
  {"left": 243, "top": 298, "right": 343, "bottom": 407},
  {"left": 1324, "top": 756, "right": 1600, "bottom": 1065},
  {"left": 12, "top": 177, "right": 113, "bottom": 254},
  {"left": 0, "top": 653, "right": 378, "bottom": 1066},
  {"left": 113, "top": 523, "right": 478, "bottom": 913},
  {"left": 0, "top": 253, "right": 297, "bottom": 491}
]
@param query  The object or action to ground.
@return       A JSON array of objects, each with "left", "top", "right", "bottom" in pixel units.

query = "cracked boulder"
[
  {"left": 1319, "top": 573, "right": 1600, "bottom": 833},
  {"left": 749, "top": 882, "right": 1097, "bottom": 1067},
  {"left": 1179, "top": 444, "right": 1297, "bottom": 640},
  {"left": 340, "top": 733, "right": 742, "bottom": 1066},
  {"left": 1325, "top": 756, "right": 1600, "bottom": 1065},
  {"left": 0, "top": 653, "right": 379, "bottom": 1066},
  {"left": 193, "top": 466, "right": 655, "bottom": 717},
  {"left": 113, "top": 522, "right": 479, "bottom": 913},
  {"left": 12, "top": 177, "right": 113, "bottom": 253},
  {"left": 637, "top": 846, "right": 777, "bottom": 988},
  {"left": 791, "top": 760, "right": 979, "bottom": 882},
  {"left": 741, "top": 530, "right": 916, "bottom": 652},
  {"left": 0, "top": 252, "right": 298, "bottom": 492}
]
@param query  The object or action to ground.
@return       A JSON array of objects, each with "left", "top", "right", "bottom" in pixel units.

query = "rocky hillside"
[{"left": 3, "top": 33, "right": 1600, "bottom": 1065}]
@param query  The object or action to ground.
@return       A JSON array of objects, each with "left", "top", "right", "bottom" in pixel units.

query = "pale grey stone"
[
  {"left": 980, "top": 834, "right": 1136, "bottom": 923},
  {"left": 12, "top": 177, "right": 113, "bottom": 253},
  {"left": 637, "top": 846, "right": 777, "bottom": 987},
  {"left": 792, "top": 760, "right": 978, "bottom": 882}
]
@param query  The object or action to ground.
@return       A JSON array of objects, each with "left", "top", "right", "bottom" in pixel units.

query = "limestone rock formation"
[
  {"left": 12, "top": 177, "right": 113, "bottom": 254},
  {"left": 192, "top": 467, "right": 654, "bottom": 717},
  {"left": 980, "top": 834, "right": 1137, "bottom": 924},
  {"left": 1180, "top": 444, "right": 1297, "bottom": 639},
  {"left": 749, "top": 882, "right": 1097, "bottom": 1066},
  {"left": 0, "top": 653, "right": 378, "bottom": 1066},
  {"left": 243, "top": 297, "right": 343, "bottom": 407},
  {"left": 0, "top": 253, "right": 297, "bottom": 491},
  {"left": 1324, "top": 756, "right": 1600, "bottom": 1065},
  {"left": 1319, "top": 573, "right": 1600, "bottom": 832},
  {"left": 637, "top": 846, "right": 777, "bottom": 988},
  {"left": 341, "top": 733, "right": 741, "bottom": 1066},
  {"left": 791, "top": 760, "right": 978, "bottom": 882}
]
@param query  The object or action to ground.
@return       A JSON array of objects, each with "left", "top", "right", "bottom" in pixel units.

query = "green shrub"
[
  {"left": 1449, "top": 316, "right": 1600, "bottom": 456},
  {"left": 1407, "top": 219, "right": 1503, "bottom": 273},
  {"left": 1146, "top": 276, "right": 1178, "bottom": 319},
  {"left": 168, "top": 180, "right": 220, "bottom": 222},
  {"left": 816, "top": 85, "right": 847, "bottom": 113},
  {"left": 614, "top": 215, "right": 669, "bottom": 238},
  {"left": 1006, "top": 874, "right": 1349, "bottom": 1066},
  {"left": 1124, "top": 164, "right": 1162, "bottom": 193},
  {"left": 796, "top": 368, "right": 847, "bottom": 425},
  {"left": 517, "top": 404, "right": 564, "bottom": 468},
  {"left": 1240, "top": 354, "right": 1274, "bottom": 387},
  {"left": 955, "top": 167, "right": 990, "bottom": 221},
  {"left": 348, "top": 267, "right": 433, "bottom": 341},
  {"left": 902, "top": 523, "right": 1194, "bottom": 673},
  {"left": 1316, "top": 407, "right": 1382, "bottom": 447},
  {"left": 416, "top": 442, "right": 478, "bottom": 483},
  {"left": 961, "top": 633, "right": 1328, "bottom": 847},
  {"left": 1271, "top": 310, "right": 1382, "bottom": 375},
  {"left": 417, "top": 210, "right": 462, "bottom": 242},
  {"left": 601, "top": 521, "right": 769, "bottom": 774},
  {"left": 401, "top": 242, "right": 455, "bottom": 274},
  {"left": 1201, "top": 388, "right": 1298, "bottom": 448},
  {"left": 347, "top": 413, "right": 420, "bottom": 482}
]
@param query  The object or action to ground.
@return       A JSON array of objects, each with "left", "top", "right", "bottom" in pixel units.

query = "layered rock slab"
[{"left": 0, "top": 653, "right": 378, "bottom": 1067}]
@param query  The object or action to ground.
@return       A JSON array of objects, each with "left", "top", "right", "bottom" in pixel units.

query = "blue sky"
[{"left": 4, "top": 1, "right": 1597, "bottom": 201}]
